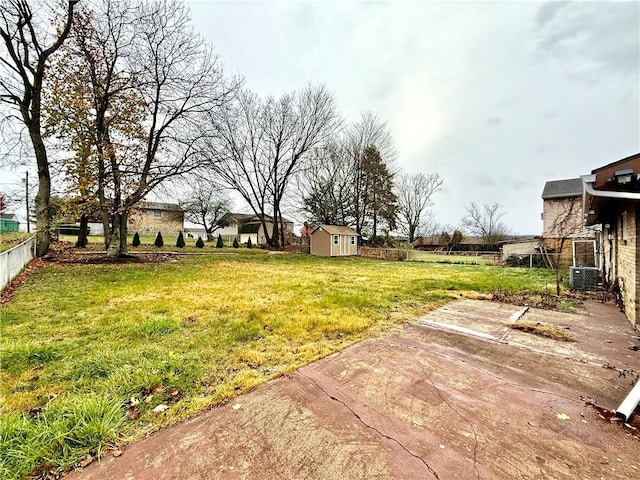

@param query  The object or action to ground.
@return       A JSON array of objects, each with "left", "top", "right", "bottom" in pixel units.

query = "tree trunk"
[
  {"left": 107, "top": 211, "right": 128, "bottom": 257},
  {"left": 31, "top": 132, "right": 51, "bottom": 257},
  {"left": 76, "top": 213, "right": 89, "bottom": 248}
]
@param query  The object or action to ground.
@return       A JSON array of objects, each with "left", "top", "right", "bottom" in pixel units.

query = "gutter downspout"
[{"left": 615, "top": 379, "right": 640, "bottom": 422}]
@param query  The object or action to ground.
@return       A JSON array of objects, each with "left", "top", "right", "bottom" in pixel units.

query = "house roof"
[
  {"left": 138, "top": 201, "right": 183, "bottom": 212},
  {"left": 591, "top": 152, "right": 640, "bottom": 174},
  {"left": 224, "top": 213, "right": 293, "bottom": 225},
  {"left": 1, "top": 213, "right": 18, "bottom": 221},
  {"left": 310, "top": 224, "right": 359, "bottom": 236},
  {"left": 541, "top": 178, "right": 583, "bottom": 199}
]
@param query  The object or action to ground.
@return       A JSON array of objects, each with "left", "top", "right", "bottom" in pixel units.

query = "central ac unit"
[{"left": 569, "top": 267, "right": 599, "bottom": 290}]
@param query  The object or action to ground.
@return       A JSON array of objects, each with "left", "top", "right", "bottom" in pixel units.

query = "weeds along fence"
[
  {"left": 1, "top": 235, "right": 36, "bottom": 291},
  {"left": 359, "top": 247, "right": 502, "bottom": 266}
]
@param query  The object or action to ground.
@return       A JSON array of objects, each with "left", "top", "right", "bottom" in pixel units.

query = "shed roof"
[
  {"left": 541, "top": 178, "right": 583, "bottom": 199},
  {"left": 0, "top": 213, "right": 18, "bottom": 221},
  {"left": 310, "top": 225, "right": 358, "bottom": 236}
]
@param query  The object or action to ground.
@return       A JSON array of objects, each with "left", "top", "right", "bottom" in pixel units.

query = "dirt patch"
[
  {"left": 507, "top": 320, "right": 576, "bottom": 341},
  {"left": 491, "top": 288, "right": 584, "bottom": 311}
]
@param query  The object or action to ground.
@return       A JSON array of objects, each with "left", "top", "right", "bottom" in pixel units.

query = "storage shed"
[{"left": 310, "top": 225, "right": 359, "bottom": 257}]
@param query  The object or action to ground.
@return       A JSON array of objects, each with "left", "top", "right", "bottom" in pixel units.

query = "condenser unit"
[{"left": 569, "top": 267, "right": 599, "bottom": 290}]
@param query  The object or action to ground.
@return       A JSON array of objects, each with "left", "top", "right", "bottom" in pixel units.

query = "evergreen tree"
[
  {"left": 196, "top": 237, "right": 205, "bottom": 248},
  {"left": 216, "top": 234, "right": 224, "bottom": 248},
  {"left": 176, "top": 231, "right": 185, "bottom": 248},
  {"left": 232, "top": 238, "right": 239, "bottom": 248},
  {"left": 247, "top": 237, "right": 253, "bottom": 249},
  {"left": 132, "top": 232, "right": 140, "bottom": 247},
  {"left": 154, "top": 231, "right": 164, "bottom": 247}
]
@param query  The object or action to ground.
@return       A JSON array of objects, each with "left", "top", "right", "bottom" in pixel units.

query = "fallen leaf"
[
  {"left": 556, "top": 413, "right": 570, "bottom": 420},
  {"left": 153, "top": 404, "right": 169, "bottom": 413},
  {"left": 169, "top": 388, "right": 179, "bottom": 396},
  {"left": 130, "top": 396, "right": 139, "bottom": 406},
  {"left": 127, "top": 405, "right": 140, "bottom": 420},
  {"left": 112, "top": 449, "right": 123, "bottom": 458},
  {"left": 80, "top": 455, "right": 94, "bottom": 468},
  {"left": 232, "top": 403, "right": 242, "bottom": 410},
  {"left": 151, "top": 385, "right": 165, "bottom": 393},
  {"left": 145, "top": 394, "right": 154, "bottom": 403}
]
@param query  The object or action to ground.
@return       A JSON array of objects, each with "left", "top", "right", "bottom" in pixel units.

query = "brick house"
[
  {"left": 127, "top": 201, "right": 184, "bottom": 236},
  {"left": 583, "top": 152, "right": 640, "bottom": 328},
  {"left": 541, "top": 178, "right": 597, "bottom": 267}
]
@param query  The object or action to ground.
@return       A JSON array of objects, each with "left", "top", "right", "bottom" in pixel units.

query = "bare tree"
[
  {"left": 209, "top": 84, "right": 340, "bottom": 247},
  {"left": 461, "top": 202, "right": 509, "bottom": 245},
  {"left": 0, "top": 0, "right": 78, "bottom": 255},
  {"left": 45, "top": 0, "right": 238, "bottom": 256},
  {"left": 395, "top": 172, "right": 443, "bottom": 243},
  {"left": 297, "top": 142, "right": 355, "bottom": 225},
  {"left": 182, "top": 182, "right": 231, "bottom": 240}
]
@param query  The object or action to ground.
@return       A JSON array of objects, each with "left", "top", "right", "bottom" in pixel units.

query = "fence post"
[{"left": 529, "top": 254, "right": 533, "bottom": 269}]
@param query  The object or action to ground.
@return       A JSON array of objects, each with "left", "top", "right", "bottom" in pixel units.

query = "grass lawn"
[
  {"left": 0, "top": 232, "right": 33, "bottom": 253},
  {"left": 0, "top": 250, "right": 556, "bottom": 479}
]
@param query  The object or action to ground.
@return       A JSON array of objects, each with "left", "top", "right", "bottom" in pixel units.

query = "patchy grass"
[
  {"left": 0, "top": 251, "right": 555, "bottom": 479},
  {"left": 0, "top": 232, "right": 32, "bottom": 253},
  {"left": 507, "top": 321, "right": 576, "bottom": 341}
]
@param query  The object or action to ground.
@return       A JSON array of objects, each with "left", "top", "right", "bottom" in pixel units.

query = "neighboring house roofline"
[
  {"left": 137, "top": 201, "right": 183, "bottom": 212},
  {"left": 541, "top": 178, "right": 583, "bottom": 199}
]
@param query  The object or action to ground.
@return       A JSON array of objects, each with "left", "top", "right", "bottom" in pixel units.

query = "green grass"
[
  {"left": 0, "top": 232, "right": 32, "bottom": 253},
  {"left": 0, "top": 251, "right": 556, "bottom": 479}
]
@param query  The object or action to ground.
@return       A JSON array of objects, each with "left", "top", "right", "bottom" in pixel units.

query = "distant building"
[
  {"left": 127, "top": 202, "right": 184, "bottom": 236},
  {"left": 0, "top": 213, "right": 19, "bottom": 233},
  {"left": 541, "top": 178, "right": 597, "bottom": 267},
  {"left": 217, "top": 213, "right": 295, "bottom": 245}
]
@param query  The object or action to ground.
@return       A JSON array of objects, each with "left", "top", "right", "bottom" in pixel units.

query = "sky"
[
  {"left": 1, "top": 0, "right": 638, "bottom": 235},
  {"left": 185, "top": 0, "right": 640, "bottom": 234}
]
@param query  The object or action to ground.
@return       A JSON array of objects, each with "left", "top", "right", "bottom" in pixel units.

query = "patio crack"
[
  {"left": 298, "top": 371, "right": 441, "bottom": 480},
  {"left": 427, "top": 376, "right": 481, "bottom": 479}
]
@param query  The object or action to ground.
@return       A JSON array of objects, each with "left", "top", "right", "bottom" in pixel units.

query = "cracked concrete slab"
[{"left": 68, "top": 301, "right": 640, "bottom": 480}]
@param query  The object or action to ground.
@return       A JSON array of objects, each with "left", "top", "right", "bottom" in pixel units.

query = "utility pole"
[{"left": 24, "top": 171, "right": 30, "bottom": 233}]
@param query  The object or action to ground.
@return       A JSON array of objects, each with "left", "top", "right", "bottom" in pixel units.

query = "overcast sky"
[{"left": 186, "top": 0, "right": 639, "bottom": 234}]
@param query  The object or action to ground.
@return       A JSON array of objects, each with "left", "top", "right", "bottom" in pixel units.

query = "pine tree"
[
  {"left": 216, "top": 234, "right": 224, "bottom": 248},
  {"left": 132, "top": 232, "right": 140, "bottom": 247},
  {"left": 232, "top": 238, "right": 239, "bottom": 248},
  {"left": 154, "top": 231, "right": 164, "bottom": 247},
  {"left": 176, "top": 231, "right": 185, "bottom": 248},
  {"left": 196, "top": 237, "right": 205, "bottom": 248},
  {"left": 247, "top": 237, "right": 253, "bottom": 249}
]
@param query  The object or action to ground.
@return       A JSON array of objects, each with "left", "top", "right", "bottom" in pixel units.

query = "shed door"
[{"left": 340, "top": 236, "right": 349, "bottom": 255}]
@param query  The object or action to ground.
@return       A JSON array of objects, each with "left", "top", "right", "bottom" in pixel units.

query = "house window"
[
  {"left": 154, "top": 210, "right": 163, "bottom": 219},
  {"left": 333, "top": 235, "right": 339, "bottom": 245},
  {"left": 350, "top": 236, "right": 356, "bottom": 245}
]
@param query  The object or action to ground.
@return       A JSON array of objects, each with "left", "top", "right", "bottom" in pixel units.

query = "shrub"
[
  {"left": 247, "top": 237, "right": 252, "bottom": 249},
  {"left": 216, "top": 234, "right": 223, "bottom": 248},
  {"left": 232, "top": 238, "right": 239, "bottom": 248},
  {"left": 154, "top": 232, "right": 164, "bottom": 247},
  {"left": 195, "top": 237, "right": 205, "bottom": 248},
  {"left": 132, "top": 232, "right": 140, "bottom": 247},
  {"left": 176, "top": 231, "right": 185, "bottom": 248}
]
